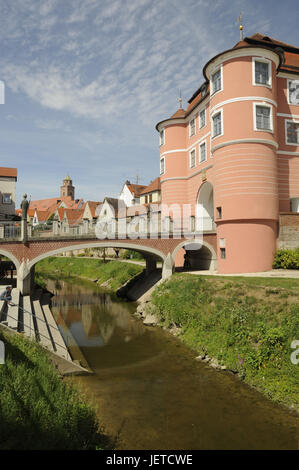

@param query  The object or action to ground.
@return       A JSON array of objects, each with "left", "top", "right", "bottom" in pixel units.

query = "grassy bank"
[
  {"left": 151, "top": 274, "right": 299, "bottom": 411},
  {"left": 0, "top": 328, "right": 112, "bottom": 450},
  {"left": 35, "top": 257, "right": 143, "bottom": 291}
]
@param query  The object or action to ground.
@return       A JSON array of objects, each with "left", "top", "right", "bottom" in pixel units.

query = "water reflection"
[
  {"left": 48, "top": 278, "right": 150, "bottom": 368},
  {"left": 46, "top": 277, "right": 299, "bottom": 450}
]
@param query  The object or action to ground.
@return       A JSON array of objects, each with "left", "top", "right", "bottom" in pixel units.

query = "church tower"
[{"left": 60, "top": 175, "right": 75, "bottom": 200}]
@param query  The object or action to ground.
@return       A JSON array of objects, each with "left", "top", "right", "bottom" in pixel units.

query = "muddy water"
[{"left": 47, "top": 278, "right": 298, "bottom": 450}]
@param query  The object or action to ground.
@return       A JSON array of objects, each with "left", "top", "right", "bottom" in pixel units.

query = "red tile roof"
[
  {"left": 27, "top": 208, "right": 35, "bottom": 218},
  {"left": 35, "top": 210, "right": 51, "bottom": 222},
  {"left": 126, "top": 204, "right": 148, "bottom": 217},
  {"left": 55, "top": 208, "right": 65, "bottom": 221},
  {"left": 139, "top": 177, "right": 161, "bottom": 195},
  {"left": 186, "top": 33, "right": 299, "bottom": 113},
  {"left": 64, "top": 209, "right": 84, "bottom": 225},
  {"left": 54, "top": 208, "right": 84, "bottom": 225},
  {"left": 29, "top": 196, "right": 84, "bottom": 216},
  {"left": 245, "top": 33, "right": 299, "bottom": 50},
  {"left": 0, "top": 167, "right": 17, "bottom": 178},
  {"left": 126, "top": 183, "right": 147, "bottom": 197},
  {"left": 235, "top": 33, "right": 299, "bottom": 73},
  {"left": 85, "top": 201, "right": 102, "bottom": 218},
  {"left": 170, "top": 108, "right": 186, "bottom": 119}
]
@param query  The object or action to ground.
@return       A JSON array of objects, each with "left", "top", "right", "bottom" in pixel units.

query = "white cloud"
[
  {"left": 34, "top": 119, "right": 71, "bottom": 132},
  {"left": 2, "top": 0, "right": 298, "bottom": 201}
]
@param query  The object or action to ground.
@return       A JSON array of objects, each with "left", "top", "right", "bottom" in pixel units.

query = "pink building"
[{"left": 156, "top": 34, "right": 299, "bottom": 274}]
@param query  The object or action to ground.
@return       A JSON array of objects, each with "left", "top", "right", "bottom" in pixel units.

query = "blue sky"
[{"left": 0, "top": 0, "right": 298, "bottom": 206}]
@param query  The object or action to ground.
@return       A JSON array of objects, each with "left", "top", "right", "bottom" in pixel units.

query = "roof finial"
[
  {"left": 237, "top": 12, "right": 244, "bottom": 40},
  {"left": 178, "top": 89, "right": 182, "bottom": 109}
]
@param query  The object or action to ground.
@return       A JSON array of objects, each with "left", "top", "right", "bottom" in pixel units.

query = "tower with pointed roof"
[{"left": 60, "top": 175, "right": 75, "bottom": 200}]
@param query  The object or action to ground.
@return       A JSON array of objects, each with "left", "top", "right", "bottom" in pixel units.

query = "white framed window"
[
  {"left": 285, "top": 119, "right": 299, "bottom": 145},
  {"left": 199, "top": 141, "right": 206, "bottom": 163},
  {"left": 253, "top": 57, "right": 272, "bottom": 88},
  {"left": 288, "top": 80, "right": 299, "bottom": 105},
  {"left": 189, "top": 117, "right": 195, "bottom": 137},
  {"left": 2, "top": 193, "right": 12, "bottom": 204},
  {"left": 253, "top": 103, "right": 273, "bottom": 132},
  {"left": 211, "top": 65, "right": 222, "bottom": 95},
  {"left": 211, "top": 109, "right": 223, "bottom": 138},
  {"left": 189, "top": 149, "right": 196, "bottom": 168},
  {"left": 199, "top": 108, "right": 206, "bottom": 129},
  {"left": 159, "top": 129, "right": 165, "bottom": 146},
  {"left": 160, "top": 157, "right": 165, "bottom": 175}
]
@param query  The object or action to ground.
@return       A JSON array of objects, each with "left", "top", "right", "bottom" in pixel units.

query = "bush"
[
  {"left": 273, "top": 248, "right": 299, "bottom": 269},
  {"left": 121, "top": 250, "right": 144, "bottom": 260}
]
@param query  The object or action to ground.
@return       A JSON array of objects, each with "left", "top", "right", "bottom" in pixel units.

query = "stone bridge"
[{"left": 0, "top": 232, "right": 217, "bottom": 294}]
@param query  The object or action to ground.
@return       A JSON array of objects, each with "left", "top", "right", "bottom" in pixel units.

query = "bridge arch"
[
  {"left": 27, "top": 241, "right": 167, "bottom": 271},
  {"left": 0, "top": 248, "right": 21, "bottom": 271},
  {"left": 172, "top": 239, "right": 217, "bottom": 271}
]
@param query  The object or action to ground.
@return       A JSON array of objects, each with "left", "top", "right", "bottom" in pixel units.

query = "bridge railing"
[
  {"left": 0, "top": 225, "right": 21, "bottom": 240},
  {"left": 0, "top": 216, "right": 216, "bottom": 241}
]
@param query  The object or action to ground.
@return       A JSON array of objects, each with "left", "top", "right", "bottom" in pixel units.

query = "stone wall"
[{"left": 278, "top": 213, "right": 299, "bottom": 249}]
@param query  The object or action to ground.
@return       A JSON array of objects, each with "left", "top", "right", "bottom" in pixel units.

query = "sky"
[{"left": 0, "top": 0, "right": 298, "bottom": 206}]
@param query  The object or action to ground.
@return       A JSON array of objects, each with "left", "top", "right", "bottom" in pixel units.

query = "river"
[{"left": 46, "top": 277, "right": 298, "bottom": 450}]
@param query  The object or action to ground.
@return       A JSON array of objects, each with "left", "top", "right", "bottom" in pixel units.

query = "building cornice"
[
  {"left": 277, "top": 70, "right": 299, "bottom": 79},
  {"left": 211, "top": 138, "right": 279, "bottom": 154},
  {"left": 156, "top": 118, "right": 186, "bottom": 133},
  {"left": 204, "top": 46, "right": 281, "bottom": 80},
  {"left": 210, "top": 96, "right": 277, "bottom": 116},
  {"left": 160, "top": 164, "right": 213, "bottom": 182}
]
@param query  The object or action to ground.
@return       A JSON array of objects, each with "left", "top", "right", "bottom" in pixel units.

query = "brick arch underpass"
[{"left": 0, "top": 234, "right": 217, "bottom": 294}]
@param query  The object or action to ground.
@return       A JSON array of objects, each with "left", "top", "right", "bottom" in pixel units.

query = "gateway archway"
[
  {"left": 173, "top": 240, "right": 217, "bottom": 271},
  {"left": 197, "top": 182, "right": 215, "bottom": 231}
]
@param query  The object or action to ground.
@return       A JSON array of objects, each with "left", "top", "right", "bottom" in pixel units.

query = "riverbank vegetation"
[
  {"left": 35, "top": 256, "right": 143, "bottom": 291},
  {"left": 151, "top": 274, "right": 299, "bottom": 411},
  {"left": 273, "top": 248, "right": 299, "bottom": 269},
  {"left": 0, "top": 328, "right": 112, "bottom": 450}
]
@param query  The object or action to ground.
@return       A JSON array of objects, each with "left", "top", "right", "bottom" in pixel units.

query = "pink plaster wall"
[
  {"left": 217, "top": 220, "right": 277, "bottom": 273},
  {"left": 158, "top": 46, "right": 298, "bottom": 274}
]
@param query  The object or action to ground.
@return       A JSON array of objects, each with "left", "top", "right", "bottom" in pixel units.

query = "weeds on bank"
[
  {"left": 151, "top": 274, "right": 299, "bottom": 409},
  {"left": 0, "top": 329, "right": 113, "bottom": 450},
  {"left": 35, "top": 257, "right": 143, "bottom": 291}
]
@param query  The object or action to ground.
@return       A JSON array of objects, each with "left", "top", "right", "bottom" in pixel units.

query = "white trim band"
[{"left": 211, "top": 138, "right": 278, "bottom": 154}]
